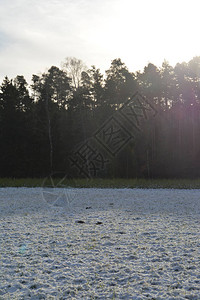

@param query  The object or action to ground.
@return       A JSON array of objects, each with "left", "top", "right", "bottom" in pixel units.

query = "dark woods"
[{"left": 1, "top": 57, "right": 200, "bottom": 179}]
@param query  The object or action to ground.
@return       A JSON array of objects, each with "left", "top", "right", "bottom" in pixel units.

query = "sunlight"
[{"left": 100, "top": 0, "right": 200, "bottom": 71}]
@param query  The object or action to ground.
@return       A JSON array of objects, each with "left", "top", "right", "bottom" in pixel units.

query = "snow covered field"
[{"left": 0, "top": 188, "right": 200, "bottom": 299}]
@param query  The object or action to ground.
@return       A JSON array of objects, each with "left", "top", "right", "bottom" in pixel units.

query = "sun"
[{"left": 97, "top": 0, "right": 200, "bottom": 71}]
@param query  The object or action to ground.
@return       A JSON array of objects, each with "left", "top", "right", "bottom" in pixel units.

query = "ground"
[{"left": 0, "top": 188, "right": 200, "bottom": 299}]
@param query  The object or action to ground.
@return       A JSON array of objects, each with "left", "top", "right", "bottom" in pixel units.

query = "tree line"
[{"left": 0, "top": 56, "right": 200, "bottom": 178}]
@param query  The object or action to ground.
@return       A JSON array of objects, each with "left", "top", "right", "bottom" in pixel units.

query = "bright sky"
[{"left": 0, "top": 0, "right": 200, "bottom": 84}]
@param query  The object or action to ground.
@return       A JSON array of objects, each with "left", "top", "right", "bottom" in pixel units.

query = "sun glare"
[{"left": 99, "top": 0, "right": 200, "bottom": 71}]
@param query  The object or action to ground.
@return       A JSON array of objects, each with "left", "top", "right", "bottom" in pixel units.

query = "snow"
[{"left": 0, "top": 187, "right": 200, "bottom": 299}]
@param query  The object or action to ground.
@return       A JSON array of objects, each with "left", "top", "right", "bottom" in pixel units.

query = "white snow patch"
[{"left": 0, "top": 188, "right": 200, "bottom": 299}]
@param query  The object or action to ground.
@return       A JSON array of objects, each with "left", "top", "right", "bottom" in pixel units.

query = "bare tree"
[{"left": 61, "top": 57, "right": 87, "bottom": 90}]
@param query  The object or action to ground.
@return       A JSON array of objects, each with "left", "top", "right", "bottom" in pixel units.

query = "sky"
[{"left": 0, "top": 0, "right": 200, "bottom": 84}]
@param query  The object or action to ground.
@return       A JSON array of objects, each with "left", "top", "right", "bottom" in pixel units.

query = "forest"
[{"left": 0, "top": 56, "right": 200, "bottom": 179}]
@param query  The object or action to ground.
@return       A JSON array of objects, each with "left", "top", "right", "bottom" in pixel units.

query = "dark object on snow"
[
  {"left": 86, "top": 207, "right": 92, "bottom": 209},
  {"left": 96, "top": 221, "right": 103, "bottom": 225},
  {"left": 76, "top": 220, "right": 85, "bottom": 224}
]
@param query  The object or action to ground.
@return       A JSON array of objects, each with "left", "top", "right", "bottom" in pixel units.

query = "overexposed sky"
[{"left": 0, "top": 0, "right": 200, "bottom": 84}]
